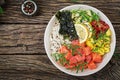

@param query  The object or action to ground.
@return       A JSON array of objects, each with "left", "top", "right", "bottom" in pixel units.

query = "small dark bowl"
[{"left": 21, "top": 0, "right": 37, "bottom": 16}]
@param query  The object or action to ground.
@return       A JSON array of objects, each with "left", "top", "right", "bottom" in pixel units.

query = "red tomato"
[
  {"left": 88, "top": 61, "right": 97, "bottom": 69},
  {"left": 85, "top": 54, "right": 92, "bottom": 63},
  {"left": 69, "top": 56, "right": 78, "bottom": 65},
  {"left": 99, "top": 20, "right": 109, "bottom": 31},
  {"left": 92, "top": 53, "right": 102, "bottom": 63},
  {"left": 91, "top": 20, "right": 109, "bottom": 37},
  {"left": 71, "top": 40, "right": 80, "bottom": 46},
  {"left": 59, "top": 45, "right": 69, "bottom": 54},
  {"left": 65, "top": 52, "right": 73, "bottom": 60},
  {"left": 83, "top": 47, "right": 91, "bottom": 56},
  {"left": 91, "top": 20, "right": 98, "bottom": 27}
]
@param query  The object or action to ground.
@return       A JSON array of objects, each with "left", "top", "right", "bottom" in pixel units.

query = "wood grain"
[
  {"left": 0, "top": 24, "right": 45, "bottom": 54},
  {"left": 0, "top": 55, "right": 119, "bottom": 80},
  {"left": 0, "top": 0, "right": 120, "bottom": 80},
  {"left": 0, "top": 0, "right": 120, "bottom": 24}
]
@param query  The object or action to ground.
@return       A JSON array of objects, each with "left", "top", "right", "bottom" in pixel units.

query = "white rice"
[{"left": 50, "top": 22, "right": 71, "bottom": 53}]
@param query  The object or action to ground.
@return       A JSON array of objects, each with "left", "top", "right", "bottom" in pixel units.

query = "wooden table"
[{"left": 0, "top": 0, "right": 120, "bottom": 80}]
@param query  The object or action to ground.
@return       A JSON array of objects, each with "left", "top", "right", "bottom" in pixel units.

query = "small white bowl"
[
  {"left": 21, "top": 0, "right": 37, "bottom": 16},
  {"left": 44, "top": 4, "right": 116, "bottom": 76}
]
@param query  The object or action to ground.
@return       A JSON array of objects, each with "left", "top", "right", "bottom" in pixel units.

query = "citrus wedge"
[
  {"left": 74, "top": 24, "right": 88, "bottom": 43},
  {"left": 84, "top": 22, "right": 93, "bottom": 38}
]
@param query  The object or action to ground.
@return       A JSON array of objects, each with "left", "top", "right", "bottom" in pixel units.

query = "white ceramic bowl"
[{"left": 44, "top": 4, "right": 116, "bottom": 76}]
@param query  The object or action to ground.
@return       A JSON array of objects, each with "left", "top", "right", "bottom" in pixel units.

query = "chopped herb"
[
  {"left": 78, "top": 51, "right": 82, "bottom": 56},
  {"left": 71, "top": 10, "right": 100, "bottom": 23},
  {"left": 91, "top": 11, "right": 99, "bottom": 21},
  {"left": 75, "top": 62, "right": 87, "bottom": 73},
  {"left": 92, "top": 30, "right": 97, "bottom": 39},
  {"left": 52, "top": 53, "right": 68, "bottom": 65},
  {"left": 63, "top": 43, "right": 80, "bottom": 56},
  {"left": 81, "top": 66, "right": 84, "bottom": 72},
  {"left": 71, "top": 45, "right": 80, "bottom": 55},
  {"left": 76, "top": 64, "right": 80, "bottom": 73},
  {"left": 52, "top": 53, "right": 63, "bottom": 61},
  {"left": 98, "top": 32, "right": 105, "bottom": 38},
  {"left": 63, "top": 34, "right": 69, "bottom": 40},
  {"left": 92, "top": 47, "right": 99, "bottom": 52}
]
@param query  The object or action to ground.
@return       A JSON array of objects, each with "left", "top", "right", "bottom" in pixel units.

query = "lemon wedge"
[
  {"left": 84, "top": 22, "right": 93, "bottom": 38},
  {"left": 75, "top": 24, "right": 88, "bottom": 43}
]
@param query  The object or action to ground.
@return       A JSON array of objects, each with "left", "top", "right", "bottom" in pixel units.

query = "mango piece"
[
  {"left": 106, "top": 29, "right": 111, "bottom": 36},
  {"left": 98, "top": 49, "right": 105, "bottom": 55},
  {"left": 86, "top": 40, "right": 94, "bottom": 49},
  {"left": 104, "top": 47, "right": 110, "bottom": 53}
]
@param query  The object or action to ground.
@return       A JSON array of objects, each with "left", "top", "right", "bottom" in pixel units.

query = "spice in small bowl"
[{"left": 21, "top": 0, "right": 37, "bottom": 16}]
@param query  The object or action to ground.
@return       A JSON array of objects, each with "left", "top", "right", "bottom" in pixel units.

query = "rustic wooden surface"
[{"left": 0, "top": 0, "right": 120, "bottom": 80}]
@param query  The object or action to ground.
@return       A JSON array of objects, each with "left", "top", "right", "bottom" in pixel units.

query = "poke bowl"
[{"left": 44, "top": 4, "right": 116, "bottom": 76}]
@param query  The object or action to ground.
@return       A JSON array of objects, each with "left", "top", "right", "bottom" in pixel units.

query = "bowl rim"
[{"left": 44, "top": 4, "right": 116, "bottom": 76}]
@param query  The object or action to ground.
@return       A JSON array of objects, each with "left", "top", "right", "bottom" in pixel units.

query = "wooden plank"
[
  {"left": 0, "top": 0, "right": 120, "bottom": 24},
  {"left": 0, "top": 55, "right": 119, "bottom": 80},
  {"left": 0, "top": 24, "right": 119, "bottom": 54},
  {"left": 0, "top": 24, "right": 45, "bottom": 54}
]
